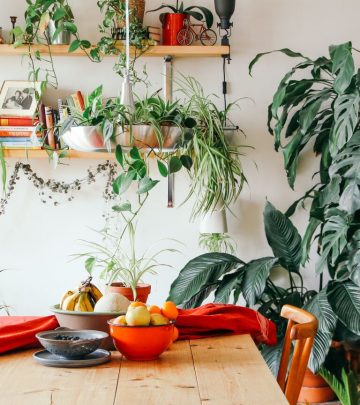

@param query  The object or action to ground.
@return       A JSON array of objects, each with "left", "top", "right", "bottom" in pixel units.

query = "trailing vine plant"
[{"left": 0, "top": 161, "right": 117, "bottom": 216}]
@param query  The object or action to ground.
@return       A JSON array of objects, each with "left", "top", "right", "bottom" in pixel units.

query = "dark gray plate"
[{"left": 33, "top": 349, "right": 111, "bottom": 368}]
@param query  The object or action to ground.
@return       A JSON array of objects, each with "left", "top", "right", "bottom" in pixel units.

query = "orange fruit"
[
  {"left": 172, "top": 327, "right": 179, "bottom": 342},
  {"left": 161, "top": 301, "right": 179, "bottom": 320},
  {"left": 129, "top": 301, "right": 146, "bottom": 308},
  {"left": 148, "top": 305, "right": 162, "bottom": 314}
]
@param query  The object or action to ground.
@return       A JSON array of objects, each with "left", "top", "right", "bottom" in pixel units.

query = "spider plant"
[
  {"left": 319, "top": 368, "right": 359, "bottom": 405},
  {"left": 177, "top": 76, "right": 248, "bottom": 218},
  {"left": 73, "top": 221, "right": 180, "bottom": 299},
  {"left": 199, "top": 233, "right": 236, "bottom": 254}
]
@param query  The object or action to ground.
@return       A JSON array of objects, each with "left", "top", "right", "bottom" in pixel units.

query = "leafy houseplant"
[
  {"left": 248, "top": 41, "right": 360, "bottom": 366},
  {"left": 178, "top": 76, "right": 247, "bottom": 219},
  {"left": 74, "top": 220, "right": 179, "bottom": 302},
  {"left": 148, "top": 1, "right": 214, "bottom": 46}
]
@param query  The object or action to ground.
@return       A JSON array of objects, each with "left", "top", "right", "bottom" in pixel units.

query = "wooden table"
[{"left": 1, "top": 335, "right": 288, "bottom": 405}]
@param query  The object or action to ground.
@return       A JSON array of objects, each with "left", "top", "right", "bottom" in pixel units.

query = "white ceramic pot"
[{"left": 62, "top": 126, "right": 108, "bottom": 152}]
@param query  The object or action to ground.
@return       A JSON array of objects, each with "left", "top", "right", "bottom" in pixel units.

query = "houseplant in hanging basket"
[
  {"left": 115, "top": 96, "right": 196, "bottom": 150},
  {"left": 148, "top": 1, "right": 214, "bottom": 45}
]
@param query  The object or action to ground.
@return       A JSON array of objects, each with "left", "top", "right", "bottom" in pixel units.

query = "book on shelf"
[
  {"left": 149, "top": 32, "right": 161, "bottom": 42},
  {"left": 0, "top": 126, "right": 40, "bottom": 137},
  {"left": 45, "top": 106, "right": 56, "bottom": 149},
  {"left": 0, "top": 117, "right": 38, "bottom": 126}
]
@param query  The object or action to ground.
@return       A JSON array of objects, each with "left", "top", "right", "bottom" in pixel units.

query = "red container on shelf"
[{"left": 162, "top": 13, "right": 188, "bottom": 45}]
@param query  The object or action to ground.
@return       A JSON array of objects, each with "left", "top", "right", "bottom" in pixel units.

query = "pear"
[
  {"left": 150, "top": 313, "right": 169, "bottom": 326},
  {"left": 125, "top": 306, "right": 151, "bottom": 326},
  {"left": 113, "top": 315, "right": 127, "bottom": 325}
]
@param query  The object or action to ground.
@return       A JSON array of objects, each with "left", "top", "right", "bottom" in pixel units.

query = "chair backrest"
[{"left": 277, "top": 304, "right": 318, "bottom": 405}]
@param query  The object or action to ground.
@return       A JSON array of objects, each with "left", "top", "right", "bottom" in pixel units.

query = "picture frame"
[{"left": 0, "top": 80, "right": 42, "bottom": 117}]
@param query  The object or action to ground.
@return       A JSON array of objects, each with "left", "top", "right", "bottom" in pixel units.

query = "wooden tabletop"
[{"left": 1, "top": 334, "right": 288, "bottom": 405}]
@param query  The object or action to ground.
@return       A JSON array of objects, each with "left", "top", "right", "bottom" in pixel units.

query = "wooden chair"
[{"left": 277, "top": 304, "right": 318, "bottom": 405}]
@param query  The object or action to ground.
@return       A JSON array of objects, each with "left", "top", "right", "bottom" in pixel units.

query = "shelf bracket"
[{"left": 164, "top": 55, "right": 174, "bottom": 208}]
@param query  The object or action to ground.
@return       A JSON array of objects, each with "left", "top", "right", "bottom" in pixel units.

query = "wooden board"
[
  {"left": 3, "top": 149, "right": 114, "bottom": 159},
  {"left": 190, "top": 335, "right": 289, "bottom": 405},
  {"left": 0, "top": 44, "right": 229, "bottom": 58},
  {"left": 1, "top": 349, "right": 121, "bottom": 405},
  {"left": 114, "top": 340, "right": 201, "bottom": 405}
]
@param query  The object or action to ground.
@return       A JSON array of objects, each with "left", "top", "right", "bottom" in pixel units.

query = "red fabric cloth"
[
  {"left": 0, "top": 316, "right": 59, "bottom": 354},
  {"left": 176, "top": 304, "right": 277, "bottom": 346}
]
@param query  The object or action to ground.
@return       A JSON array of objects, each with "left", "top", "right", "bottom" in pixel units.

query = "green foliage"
[
  {"left": 199, "top": 233, "right": 236, "bottom": 254},
  {"left": 319, "top": 368, "right": 360, "bottom": 405}
]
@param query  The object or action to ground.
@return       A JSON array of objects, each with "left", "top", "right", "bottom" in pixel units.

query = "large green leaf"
[
  {"left": 242, "top": 257, "right": 278, "bottom": 306},
  {"left": 328, "top": 281, "right": 360, "bottom": 335},
  {"left": 304, "top": 289, "right": 338, "bottom": 372},
  {"left": 168, "top": 253, "right": 244, "bottom": 306},
  {"left": 261, "top": 340, "right": 284, "bottom": 376},
  {"left": 330, "top": 91, "right": 359, "bottom": 155},
  {"left": 182, "top": 282, "right": 219, "bottom": 309},
  {"left": 264, "top": 202, "right": 302, "bottom": 273},
  {"left": 330, "top": 42, "right": 355, "bottom": 95},
  {"left": 316, "top": 210, "right": 349, "bottom": 274},
  {"left": 301, "top": 216, "right": 321, "bottom": 265},
  {"left": 214, "top": 269, "right": 245, "bottom": 304}
]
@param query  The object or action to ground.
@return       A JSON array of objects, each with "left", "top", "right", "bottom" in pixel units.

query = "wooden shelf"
[
  {"left": 3, "top": 149, "right": 114, "bottom": 159},
  {"left": 0, "top": 44, "right": 229, "bottom": 58}
]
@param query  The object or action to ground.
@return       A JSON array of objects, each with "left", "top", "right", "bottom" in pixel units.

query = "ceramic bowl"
[
  {"left": 50, "top": 305, "right": 126, "bottom": 350},
  {"left": 108, "top": 319, "right": 175, "bottom": 361},
  {"left": 62, "top": 126, "right": 109, "bottom": 152},
  {"left": 36, "top": 329, "right": 108, "bottom": 359}
]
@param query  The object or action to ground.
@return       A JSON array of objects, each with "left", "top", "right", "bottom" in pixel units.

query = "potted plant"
[
  {"left": 116, "top": 95, "right": 196, "bottom": 150},
  {"left": 74, "top": 219, "right": 180, "bottom": 302},
  {"left": 148, "top": 1, "right": 214, "bottom": 45}
]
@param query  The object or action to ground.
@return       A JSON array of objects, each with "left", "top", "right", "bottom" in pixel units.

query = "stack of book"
[
  {"left": 148, "top": 26, "right": 161, "bottom": 44},
  {"left": 0, "top": 116, "right": 41, "bottom": 149}
]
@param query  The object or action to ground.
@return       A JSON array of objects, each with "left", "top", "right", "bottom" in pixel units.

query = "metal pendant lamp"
[
  {"left": 120, "top": 0, "right": 135, "bottom": 111},
  {"left": 214, "top": 0, "right": 236, "bottom": 30}
]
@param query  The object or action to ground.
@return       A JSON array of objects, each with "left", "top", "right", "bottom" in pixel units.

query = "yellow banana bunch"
[{"left": 59, "top": 278, "right": 103, "bottom": 312}]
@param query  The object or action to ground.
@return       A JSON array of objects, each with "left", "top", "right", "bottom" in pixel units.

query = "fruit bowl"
[
  {"left": 108, "top": 319, "right": 175, "bottom": 361},
  {"left": 50, "top": 305, "right": 126, "bottom": 350},
  {"left": 36, "top": 329, "right": 108, "bottom": 359}
]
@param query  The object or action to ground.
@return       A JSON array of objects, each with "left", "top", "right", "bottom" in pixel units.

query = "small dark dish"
[{"left": 36, "top": 329, "right": 108, "bottom": 359}]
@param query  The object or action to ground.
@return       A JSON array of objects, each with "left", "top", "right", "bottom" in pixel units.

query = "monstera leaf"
[{"left": 264, "top": 202, "right": 302, "bottom": 273}]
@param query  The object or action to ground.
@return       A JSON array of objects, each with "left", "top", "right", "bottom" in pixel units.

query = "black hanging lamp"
[{"left": 214, "top": 0, "right": 236, "bottom": 45}]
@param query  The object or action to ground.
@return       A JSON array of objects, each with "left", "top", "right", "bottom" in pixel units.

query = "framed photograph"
[{"left": 0, "top": 81, "right": 42, "bottom": 117}]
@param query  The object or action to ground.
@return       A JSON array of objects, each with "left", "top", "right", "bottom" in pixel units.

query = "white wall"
[{"left": 0, "top": 0, "right": 359, "bottom": 315}]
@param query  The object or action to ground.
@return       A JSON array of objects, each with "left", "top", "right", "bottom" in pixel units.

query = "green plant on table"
[
  {"left": 74, "top": 219, "right": 180, "bottom": 299},
  {"left": 148, "top": 1, "right": 214, "bottom": 28},
  {"left": 177, "top": 76, "right": 248, "bottom": 218}
]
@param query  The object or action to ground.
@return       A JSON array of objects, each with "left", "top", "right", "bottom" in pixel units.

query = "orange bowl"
[{"left": 108, "top": 319, "right": 175, "bottom": 361}]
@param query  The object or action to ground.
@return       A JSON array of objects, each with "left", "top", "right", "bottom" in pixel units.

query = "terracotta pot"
[
  {"left": 298, "top": 369, "right": 336, "bottom": 404},
  {"left": 107, "top": 283, "right": 151, "bottom": 303},
  {"left": 162, "top": 13, "right": 188, "bottom": 45}
]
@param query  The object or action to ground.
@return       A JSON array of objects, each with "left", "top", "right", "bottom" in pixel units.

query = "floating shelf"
[
  {"left": 0, "top": 44, "right": 229, "bottom": 58},
  {"left": 3, "top": 149, "right": 114, "bottom": 159}
]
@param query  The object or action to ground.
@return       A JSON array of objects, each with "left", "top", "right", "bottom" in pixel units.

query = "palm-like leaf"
[
  {"left": 242, "top": 257, "right": 278, "bottom": 306},
  {"left": 264, "top": 202, "right": 302, "bottom": 273},
  {"left": 330, "top": 42, "right": 355, "bottom": 95},
  {"left": 327, "top": 280, "right": 360, "bottom": 335},
  {"left": 167, "top": 253, "right": 243, "bottom": 306},
  {"left": 261, "top": 340, "right": 284, "bottom": 376},
  {"left": 214, "top": 269, "right": 244, "bottom": 304}
]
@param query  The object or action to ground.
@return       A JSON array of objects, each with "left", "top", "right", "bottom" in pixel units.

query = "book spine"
[
  {"left": 0, "top": 118, "right": 38, "bottom": 126},
  {"left": 45, "top": 106, "right": 56, "bottom": 149},
  {"left": 0, "top": 137, "right": 42, "bottom": 142},
  {"left": 71, "top": 94, "right": 82, "bottom": 111},
  {"left": 0, "top": 131, "right": 36, "bottom": 137},
  {"left": 2, "top": 145, "right": 42, "bottom": 150},
  {"left": 0, "top": 126, "right": 37, "bottom": 132}
]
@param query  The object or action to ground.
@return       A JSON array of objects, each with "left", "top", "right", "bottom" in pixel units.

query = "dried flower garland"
[{"left": 0, "top": 161, "right": 118, "bottom": 216}]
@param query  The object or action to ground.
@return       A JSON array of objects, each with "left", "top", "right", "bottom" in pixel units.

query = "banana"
[
  {"left": 62, "top": 291, "right": 81, "bottom": 311},
  {"left": 60, "top": 290, "right": 75, "bottom": 309},
  {"left": 83, "top": 293, "right": 94, "bottom": 312},
  {"left": 89, "top": 283, "right": 103, "bottom": 303},
  {"left": 74, "top": 292, "right": 87, "bottom": 312}
]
